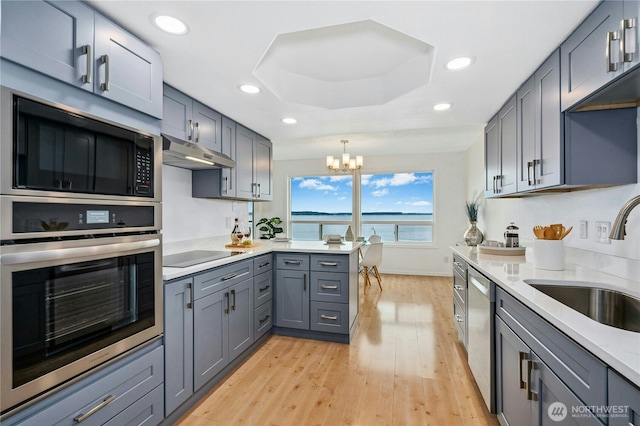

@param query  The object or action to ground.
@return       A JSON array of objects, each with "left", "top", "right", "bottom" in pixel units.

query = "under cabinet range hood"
[{"left": 161, "top": 133, "right": 235, "bottom": 170}]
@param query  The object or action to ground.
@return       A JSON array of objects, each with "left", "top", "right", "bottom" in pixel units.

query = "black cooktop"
[{"left": 163, "top": 250, "right": 240, "bottom": 268}]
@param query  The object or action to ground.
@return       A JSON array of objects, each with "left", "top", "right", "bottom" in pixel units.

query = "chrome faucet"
[{"left": 609, "top": 195, "right": 640, "bottom": 240}]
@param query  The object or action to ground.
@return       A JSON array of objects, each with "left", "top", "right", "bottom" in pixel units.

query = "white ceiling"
[{"left": 87, "top": 0, "right": 599, "bottom": 161}]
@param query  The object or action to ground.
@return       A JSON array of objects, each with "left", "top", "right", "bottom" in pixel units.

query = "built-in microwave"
[{"left": 0, "top": 86, "right": 162, "bottom": 202}]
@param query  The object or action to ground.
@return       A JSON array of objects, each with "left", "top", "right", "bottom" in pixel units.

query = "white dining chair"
[
  {"left": 360, "top": 242, "right": 383, "bottom": 290},
  {"left": 368, "top": 234, "right": 381, "bottom": 243}
]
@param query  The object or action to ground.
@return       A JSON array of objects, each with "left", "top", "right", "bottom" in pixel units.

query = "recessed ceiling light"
[
  {"left": 281, "top": 117, "right": 297, "bottom": 124},
  {"left": 433, "top": 103, "right": 452, "bottom": 111},
  {"left": 239, "top": 84, "right": 261, "bottom": 94},
  {"left": 151, "top": 14, "right": 189, "bottom": 35},
  {"left": 446, "top": 56, "right": 473, "bottom": 71}
]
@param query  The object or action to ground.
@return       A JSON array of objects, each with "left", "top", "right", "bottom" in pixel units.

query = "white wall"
[
  {"left": 255, "top": 151, "right": 468, "bottom": 276},
  {"left": 466, "top": 109, "right": 640, "bottom": 282}
]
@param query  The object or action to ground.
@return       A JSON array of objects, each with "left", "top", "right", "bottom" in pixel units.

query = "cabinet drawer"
[
  {"left": 194, "top": 259, "right": 253, "bottom": 299},
  {"left": 253, "top": 254, "right": 273, "bottom": 274},
  {"left": 310, "top": 301, "right": 349, "bottom": 334},
  {"left": 254, "top": 270, "right": 273, "bottom": 307},
  {"left": 254, "top": 302, "right": 272, "bottom": 340},
  {"left": 495, "top": 286, "right": 607, "bottom": 409},
  {"left": 453, "top": 297, "right": 466, "bottom": 346},
  {"left": 310, "top": 254, "right": 348, "bottom": 273},
  {"left": 6, "top": 343, "right": 164, "bottom": 426},
  {"left": 103, "top": 384, "right": 164, "bottom": 426},
  {"left": 453, "top": 255, "right": 467, "bottom": 277},
  {"left": 310, "top": 271, "right": 348, "bottom": 303},
  {"left": 275, "top": 253, "right": 309, "bottom": 271},
  {"left": 453, "top": 271, "right": 466, "bottom": 307}
]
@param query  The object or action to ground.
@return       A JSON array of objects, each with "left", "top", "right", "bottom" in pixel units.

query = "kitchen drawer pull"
[
  {"left": 221, "top": 273, "right": 238, "bottom": 281},
  {"left": 283, "top": 260, "right": 302, "bottom": 265},
  {"left": 74, "top": 395, "right": 115, "bottom": 423},
  {"left": 223, "top": 176, "right": 228, "bottom": 194},
  {"left": 224, "top": 292, "right": 230, "bottom": 314},
  {"left": 82, "top": 44, "right": 92, "bottom": 84},
  {"left": 257, "top": 183, "right": 261, "bottom": 198},
  {"left": 320, "top": 314, "right": 338, "bottom": 321},
  {"left": 259, "top": 314, "right": 271, "bottom": 325},
  {"left": 319, "top": 261, "right": 338, "bottom": 266},
  {"left": 100, "top": 54, "right": 110, "bottom": 91},
  {"left": 259, "top": 284, "right": 271, "bottom": 292},
  {"left": 526, "top": 359, "right": 538, "bottom": 401},
  {"left": 303, "top": 273, "right": 307, "bottom": 291},
  {"left": 518, "top": 352, "right": 529, "bottom": 389},
  {"left": 453, "top": 261, "right": 464, "bottom": 268},
  {"left": 187, "top": 282, "right": 193, "bottom": 309},
  {"left": 231, "top": 289, "right": 236, "bottom": 311},
  {"left": 320, "top": 285, "right": 338, "bottom": 290},
  {"left": 454, "top": 284, "right": 464, "bottom": 291},
  {"left": 527, "top": 161, "right": 534, "bottom": 186},
  {"left": 188, "top": 119, "right": 194, "bottom": 141},
  {"left": 258, "top": 261, "right": 271, "bottom": 268},
  {"left": 606, "top": 31, "right": 621, "bottom": 72},
  {"left": 194, "top": 122, "right": 200, "bottom": 142},
  {"left": 622, "top": 18, "right": 636, "bottom": 62},
  {"left": 454, "top": 314, "right": 464, "bottom": 323}
]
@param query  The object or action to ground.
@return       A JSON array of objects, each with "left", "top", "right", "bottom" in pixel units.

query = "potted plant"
[
  {"left": 464, "top": 200, "right": 484, "bottom": 246},
  {"left": 257, "top": 217, "right": 284, "bottom": 239}
]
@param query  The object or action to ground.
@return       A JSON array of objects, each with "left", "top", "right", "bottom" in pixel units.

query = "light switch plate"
[
  {"left": 579, "top": 220, "right": 588, "bottom": 239},
  {"left": 596, "top": 221, "right": 611, "bottom": 244}
]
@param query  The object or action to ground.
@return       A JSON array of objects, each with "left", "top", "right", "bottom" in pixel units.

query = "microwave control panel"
[{"left": 135, "top": 149, "right": 153, "bottom": 195}]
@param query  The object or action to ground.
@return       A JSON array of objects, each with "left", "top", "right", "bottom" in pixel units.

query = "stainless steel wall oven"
[{"left": 0, "top": 87, "right": 163, "bottom": 416}]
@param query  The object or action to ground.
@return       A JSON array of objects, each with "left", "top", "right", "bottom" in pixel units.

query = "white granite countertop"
[
  {"left": 163, "top": 240, "right": 361, "bottom": 281},
  {"left": 451, "top": 245, "right": 640, "bottom": 387}
]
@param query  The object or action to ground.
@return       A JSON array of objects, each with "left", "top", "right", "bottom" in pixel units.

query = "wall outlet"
[
  {"left": 579, "top": 220, "right": 588, "bottom": 239},
  {"left": 595, "top": 221, "right": 611, "bottom": 244}
]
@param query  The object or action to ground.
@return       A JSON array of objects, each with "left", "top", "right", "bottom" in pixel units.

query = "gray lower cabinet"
[
  {"left": 4, "top": 342, "right": 164, "bottom": 426},
  {"left": 275, "top": 254, "right": 310, "bottom": 330},
  {"left": 164, "top": 259, "right": 255, "bottom": 416},
  {"left": 452, "top": 255, "right": 468, "bottom": 348},
  {"left": 253, "top": 254, "right": 273, "bottom": 340},
  {"left": 1, "top": 0, "right": 163, "bottom": 118},
  {"left": 608, "top": 369, "right": 640, "bottom": 426},
  {"left": 495, "top": 286, "right": 607, "bottom": 425}
]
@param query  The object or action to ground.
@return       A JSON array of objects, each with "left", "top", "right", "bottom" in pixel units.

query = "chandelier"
[{"left": 326, "top": 140, "right": 363, "bottom": 172}]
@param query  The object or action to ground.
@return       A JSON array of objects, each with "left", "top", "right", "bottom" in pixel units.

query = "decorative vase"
[
  {"left": 464, "top": 221, "right": 484, "bottom": 246},
  {"left": 345, "top": 225, "right": 354, "bottom": 242}
]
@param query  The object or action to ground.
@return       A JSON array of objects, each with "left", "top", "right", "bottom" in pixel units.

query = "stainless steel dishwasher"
[{"left": 467, "top": 266, "right": 495, "bottom": 413}]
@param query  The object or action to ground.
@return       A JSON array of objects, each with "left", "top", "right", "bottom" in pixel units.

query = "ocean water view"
[{"left": 290, "top": 212, "right": 433, "bottom": 242}]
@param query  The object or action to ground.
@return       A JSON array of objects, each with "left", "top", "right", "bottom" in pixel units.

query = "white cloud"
[
  {"left": 370, "top": 173, "right": 419, "bottom": 188},
  {"left": 397, "top": 200, "right": 432, "bottom": 207},
  {"left": 299, "top": 178, "right": 336, "bottom": 191},
  {"left": 361, "top": 175, "right": 371, "bottom": 186},
  {"left": 371, "top": 188, "right": 389, "bottom": 197},
  {"left": 329, "top": 175, "right": 352, "bottom": 182}
]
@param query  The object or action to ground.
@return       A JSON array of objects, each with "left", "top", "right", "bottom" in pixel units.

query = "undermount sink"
[{"left": 523, "top": 280, "right": 640, "bottom": 333}]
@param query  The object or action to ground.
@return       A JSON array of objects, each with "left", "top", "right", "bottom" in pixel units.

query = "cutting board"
[{"left": 225, "top": 242, "right": 262, "bottom": 249}]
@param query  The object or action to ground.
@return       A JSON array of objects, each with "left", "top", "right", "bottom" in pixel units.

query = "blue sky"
[{"left": 291, "top": 172, "right": 433, "bottom": 214}]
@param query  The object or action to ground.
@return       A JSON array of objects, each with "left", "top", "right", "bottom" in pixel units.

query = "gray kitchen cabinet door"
[
  {"left": 235, "top": 124, "right": 257, "bottom": 199},
  {"left": 608, "top": 369, "right": 640, "bottom": 426},
  {"left": 220, "top": 116, "right": 237, "bottom": 198},
  {"left": 164, "top": 278, "right": 194, "bottom": 416},
  {"left": 623, "top": 1, "right": 640, "bottom": 72},
  {"left": 93, "top": 14, "right": 163, "bottom": 118},
  {"left": 497, "top": 95, "right": 517, "bottom": 196},
  {"left": 255, "top": 135, "right": 273, "bottom": 200},
  {"left": 275, "top": 269, "right": 309, "bottom": 330},
  {"left": 162, "top": 84, "right": 193, "bottom": 141},
  {"left": 1, "top": 0, "right": 94, "bottom": 92},
  {"left": 484, "top": 115, "right": 500, "bottom": 198},
  {"left": 561, "top": 1, "right": 624, "bottom": 111},
  {"left": 516, "top": 75, "right": 537, "bottom": 193},
  {"left": 228, "top": 279, "right": 254, "bottom": 361},
  {"left": 193, "top": 290, "right": 228, "bottom": 391},
  {"left": 495, "top": 316, "right": 533, "bottom": 426},
  {"left": 192, "top": 101, "right": 222, "bottom": 153}
]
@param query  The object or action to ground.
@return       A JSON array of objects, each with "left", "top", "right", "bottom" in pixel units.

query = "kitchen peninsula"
[{"left": 162, "top": 240, "right": 361, "bottom": 422}]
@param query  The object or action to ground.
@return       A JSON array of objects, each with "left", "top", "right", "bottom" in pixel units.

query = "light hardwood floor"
[{"left": 177, "top": 274, "right": 499, "bottom": 426}]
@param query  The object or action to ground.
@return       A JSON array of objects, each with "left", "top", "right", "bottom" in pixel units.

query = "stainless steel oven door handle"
[{"left": 0, "top": 239, "right": 160, "bottom": 265}]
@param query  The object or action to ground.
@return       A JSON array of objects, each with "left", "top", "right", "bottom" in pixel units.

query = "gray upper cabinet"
[
  {"left": 161, "top": 84, "right": 222, "bottom": 153},
  {"left": 561, "top": 1, "right": 625, "bottom": 111},
  {"left": 1, "top": 0, "right": 163, "bottom": 118},
  {"left": 236, "top": 124, "right": 273, "bottom": 201},
  {"left": 484, "top": 95, "right": 517, "bottom": 198},
  {"left": 624, "top": 1, "right": 640, "bottom": 72},
  {"left": 219, "top": 116, "right": 237, "bottom": 198},
  {"left": 517, "top": 50, "right": 562, "bottom": 192}
]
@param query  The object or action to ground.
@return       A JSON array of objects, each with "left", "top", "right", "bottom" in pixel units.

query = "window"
[{"left": 290, "top": 172, "right": 433, "bottom": 242}]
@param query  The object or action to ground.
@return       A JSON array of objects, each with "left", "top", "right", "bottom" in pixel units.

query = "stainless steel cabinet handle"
[
  {"left": 526, "top": 359, "right": 538, "bottom": 401},
  {"left": 259, "top": 314, "right": 270, "bottom": 325},
  {"left": 518, "top": 352, "right": 529, "bottom": 389},
  {"left": 283, "top": 260, "right": 302, "bottom": 265},
  {"left": 221, "top": 273, "right": 238, "bottom": 281},
  {"left": 492, "top": 176, "right": 497, "bottom": 193},
  {"left": 224, "top": 292, "right": 230, "bottom": 314},
  {"left": 319, "top": 261, "right": 338, "bottom": 266},
  {"left": 257, "top": 183, "right": 261, "bottom": 198},
  {"left": 82, "top": 44, "right": 92, "bottom": 84},
  {"left": 231, "top": 289, "right": 236, "bottom": 311},
  {"left": 187, "top": 282, "right": 193, "bottom": 309},
  {"left": 320, "top": 315, "right": 338, "bottom": 321},
  {"left": 195, "top": 122, "right": 200, "bottom": 142},
  {"left": 259, "top": 261, "right": 271, "bottom": 268},
  {"left": 527, "top": 161, "right": 534, "bottom": 186},
  {"left": 454, "top": 314, "right": 464, "bottom": 323},
  {"left": 74, "top": 395, "right": 115, "bottom": 423},
  {"left": 303, "top": 273, "right": 307, "bottom": 291},
  {"left": 454, "top": 285, "right": 464, "bottom": 291},
  {"left": 223, "top": 176, "right": 228, "bottom": 194},
  {"left": 320, "top": 285, "right": 338, "bottom": 290},
  {"left": 606, "top": 31, "right": 621, "bottom": 72},
  {"left": 622, "top": 18, "right": 637, "bottom": 62},
  {"left": 259, "top": 284, "right": 270, "bottom": 292},
  {"left": 100, "top": 54, "right": 110, "bottom": 91},
  {"left": 188, "top": 120, "right": 194, "bottom": 141},
  {"left": 453, "top": 261, "right": 463, "bottom": 268},
  {"left": 532, "top": 159, "right": 540, "bottom": 185}
]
